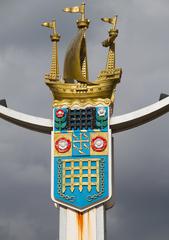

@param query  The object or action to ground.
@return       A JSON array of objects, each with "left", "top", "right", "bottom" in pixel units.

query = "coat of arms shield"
[{"left": 51, "top": 105, "right": 113, "bottom": 212}]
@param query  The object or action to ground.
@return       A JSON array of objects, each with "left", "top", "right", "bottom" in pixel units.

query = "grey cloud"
[{"left": 0, "top": 0, "right": 169, "bottom": 240}]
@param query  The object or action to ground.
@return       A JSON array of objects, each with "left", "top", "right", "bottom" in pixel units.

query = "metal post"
[{"left": 59, "top": 205, "right": 105, "bottom": 240}]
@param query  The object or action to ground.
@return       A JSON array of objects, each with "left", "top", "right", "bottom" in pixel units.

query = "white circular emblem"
[
  {"left": 94, "top": 138, "right": 104, "bottom": 149},
  {"left": 58, "top": 139, "right": 68, "bottom": 150},
  {"left": 98, "top": 107, "right": 106, "bottom": 117}
]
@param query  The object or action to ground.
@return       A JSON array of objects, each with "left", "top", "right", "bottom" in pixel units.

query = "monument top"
[{"left": 42, "top": 1, "right": 122, "bottom": 108}]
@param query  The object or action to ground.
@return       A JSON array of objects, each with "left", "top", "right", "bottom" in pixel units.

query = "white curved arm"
[
  {"left": 0, "top": 105, "right": 52, "bottom": 134},
  {"left": 110, "top": 96, "right": 169, "bottom": 133},
  {"left": 0, "top": 97, "right": 169, "bottom": 134}
]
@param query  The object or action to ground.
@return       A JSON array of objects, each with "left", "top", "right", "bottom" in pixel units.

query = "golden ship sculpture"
[{"left": 42, "top": 2, "right": 122, "bottom": 108}]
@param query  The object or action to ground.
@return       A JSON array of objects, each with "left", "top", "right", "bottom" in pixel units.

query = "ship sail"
[{"left": 63, "top": 29, "right": 89, "bottom": 83}]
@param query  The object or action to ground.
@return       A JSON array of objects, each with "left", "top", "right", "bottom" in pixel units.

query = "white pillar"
[{"left": 59, "top": 205, "right": 105, "bottom": 240}]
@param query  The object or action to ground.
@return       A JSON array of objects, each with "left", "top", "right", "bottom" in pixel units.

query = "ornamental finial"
[
  {"left": 63, "top": 2, "right": 90, "bottom": 29},
  {"left": 101, "top": 16, "right": 118, "bottom": 30},
  {"left": 42, "top": 19, "right": 60, "bottom": 81}
]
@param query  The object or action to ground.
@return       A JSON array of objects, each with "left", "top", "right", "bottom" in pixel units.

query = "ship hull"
[{"left": 46, "top": 68, "right": 122, "bottom": 107}]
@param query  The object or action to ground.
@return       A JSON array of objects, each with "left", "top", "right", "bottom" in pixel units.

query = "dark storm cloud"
[{"left": 0, "top": 0, "right": 169, "bottom": 240}]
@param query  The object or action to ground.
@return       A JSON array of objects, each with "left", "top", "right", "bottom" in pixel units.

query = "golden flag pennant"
[
  {"left": 101, "top": 16, "right": 118, "bottom": 29},
  {"left": 63, "top": 4, "right": 84, "bottom": 14},
  {"left": 41, "top": 22, "right": 53, "bottom": 29}
]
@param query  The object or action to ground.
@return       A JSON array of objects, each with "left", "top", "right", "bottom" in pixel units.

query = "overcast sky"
[{"left": 0, "top": 0, "right": 169, "bottom": 240}]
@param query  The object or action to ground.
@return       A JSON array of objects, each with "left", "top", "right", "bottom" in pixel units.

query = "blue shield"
[{"left": 51, "top": 106, "right": 112, "bottom": 212}]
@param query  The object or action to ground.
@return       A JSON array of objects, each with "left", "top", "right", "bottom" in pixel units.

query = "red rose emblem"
[
  {"left": 55, "top": 138, "right": 71, "bottom": 153},
  {"left": 56, "top": 109, "right": 65, "bottom": 118},
  {"left": 91, "top": 136, "right": 107, "bottom": 152}
]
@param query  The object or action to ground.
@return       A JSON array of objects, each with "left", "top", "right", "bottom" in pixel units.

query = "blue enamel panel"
[
  {"left": 72, "top": 131, "right": 90, "bottom": 156},
  {"left": 53, "top": 156, "right": 109, "bottom": 210}
]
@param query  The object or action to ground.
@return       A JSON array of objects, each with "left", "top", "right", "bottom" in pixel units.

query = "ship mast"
[
  {"left": 76, "top": 2, "right": 90, "bottom": 81},
  {"left": 63, "top": 2, "right": 90, "bottom": 82},
  {"left": 42, "top": 19, "right": 60, "bottom": 81},
  {"left": 101, "top": 16, "right": 118, "bottom": 73}
]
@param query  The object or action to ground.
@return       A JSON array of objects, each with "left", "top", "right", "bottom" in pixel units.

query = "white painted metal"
[
  {"left": 96, "top": 205, "right": 105, "bottom": 240},
  {"left": 59, "top": 207, "right": 67, "bottom": 240},
  {"left": 0, "top": 105, "right": 52, "bottom": 133},
  {"left": 59, "top": 205, "right": 104, "bottom": 240},
  {"left": 110, "top": 96, "right": 169, "bottom": 133},
  {"left": 0, "top": 97, "right": 169, "bottom": 134}
]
